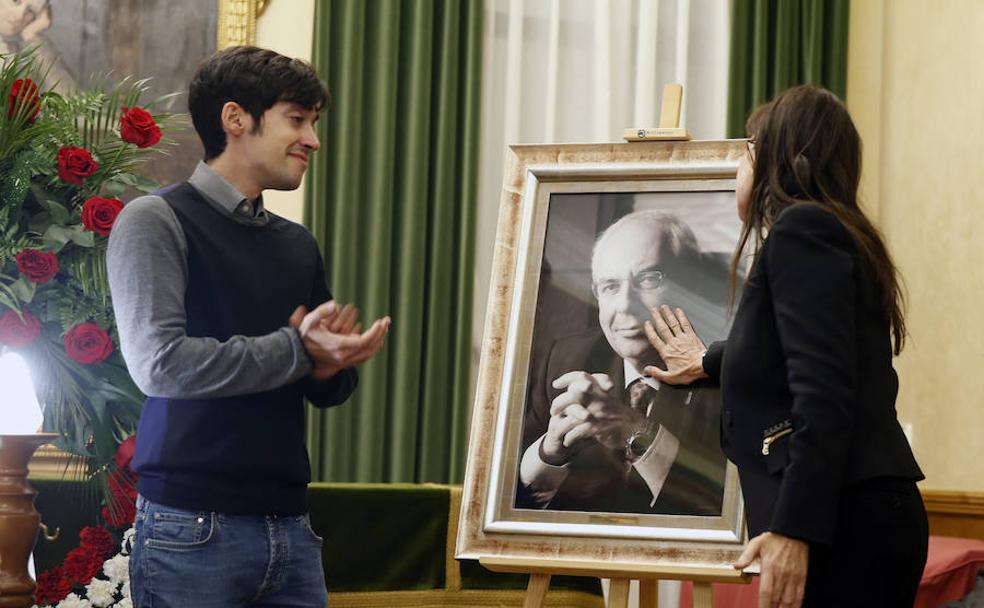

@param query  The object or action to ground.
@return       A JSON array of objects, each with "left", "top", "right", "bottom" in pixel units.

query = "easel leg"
[
  {"left": 639, "top": 579, "right": 659, "bottom": 608},
  {"left": 524, "top": 573, "right": 551, "bottom": 608},
  {"left": 608, "top": 578, "right": 631, "bottom": 608},
  {"left": 693, "top": 582, "right": 715, "bottom": 608}
]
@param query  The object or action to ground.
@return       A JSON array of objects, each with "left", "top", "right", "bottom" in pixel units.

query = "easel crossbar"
[{"left": 479, "top": 556, "right": 750, "bottom": 584}]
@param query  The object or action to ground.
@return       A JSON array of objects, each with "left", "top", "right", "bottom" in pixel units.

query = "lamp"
[{"left": 0, "top": 352, "right": 57, "bottom": 608}]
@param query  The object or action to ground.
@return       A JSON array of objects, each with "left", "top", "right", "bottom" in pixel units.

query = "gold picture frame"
[
  {"left": 456, "top": 140, "right": 750, "bottom": 569},
  {"left": 217, "top": 0, "right": 271, "bottom": 48}
]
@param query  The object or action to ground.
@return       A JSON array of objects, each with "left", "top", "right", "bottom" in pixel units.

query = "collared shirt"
[
  {"left": 625, "top": 359, "right": 694, "bottom": 407},
  {"left": 187, "top": 161, "right": 269, "bottom": 225},
  {"left": 624, "top": 359, "right": 658, "bottom": 394}
]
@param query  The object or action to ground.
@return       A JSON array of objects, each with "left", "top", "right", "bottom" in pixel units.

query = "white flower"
[
  {"left": 102, "top": 553, "right": 129, "bottom": 585},
  {"left": 55, "top": 595, "right": 92, "bottom": 608},
  {"left": 85, "top": 578, "right": 118, "bottom": 608},
  {"left": 120, "top": 527, "right": 136, "bottom": 555},
  {"left": 116, "top": 598, "right": 133, "bottom": 608},
  {"left": 120, "top": 580, "right": 131, "bottom": 598}
]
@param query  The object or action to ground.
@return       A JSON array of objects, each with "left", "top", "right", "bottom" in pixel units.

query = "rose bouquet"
[{"left": 0, "top": 48, "right": 176, "bottom": 472}]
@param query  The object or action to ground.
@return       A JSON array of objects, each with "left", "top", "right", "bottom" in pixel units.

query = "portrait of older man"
[{"left": 516, "top": 208, "right": 728, "bottom": 516}]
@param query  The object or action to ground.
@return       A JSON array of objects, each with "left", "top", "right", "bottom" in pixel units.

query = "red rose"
[
  {"left": 81, "top": 196, "right": 124, "bottom": 236},
  {"left": 15, "top": 249, "right": 58, "bottom": 283},
  {"left": 56, "top": 146, "right": 99, "bottom": 185},
  {"left": 7, "top": 78, "right": 42, "bottom": 122},
  {"left": 64, "top": 322, "right": 113, "bottom": 365},
  {"left": 0, "top": 309, "right": 41, "bottom": 348},
  {"left": 114, "top": 435, "right": 137, "bottom": 470},
  {"left": 120, "top": 106, "right": 162, "bottom": 148}
]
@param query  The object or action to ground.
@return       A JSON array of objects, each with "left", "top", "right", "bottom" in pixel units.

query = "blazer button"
[{"left": 723, "top": 410, "right": 733, "bottom": 427}]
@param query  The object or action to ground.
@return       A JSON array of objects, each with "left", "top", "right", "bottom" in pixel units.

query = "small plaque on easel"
[{"left": 623, "top": 83, "right": 691, "bottom": 141}]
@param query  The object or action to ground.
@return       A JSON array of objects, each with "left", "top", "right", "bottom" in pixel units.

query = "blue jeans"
[{"left": 130, "top": 495, "right": 328, "bottom": 608}]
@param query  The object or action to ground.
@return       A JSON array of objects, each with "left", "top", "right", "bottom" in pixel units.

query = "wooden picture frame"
[{"left": 457, "top": 140, "right": 750, "bottom": 570}]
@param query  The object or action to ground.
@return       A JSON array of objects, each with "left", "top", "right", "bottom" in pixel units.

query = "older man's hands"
[
  {"left": 289, "top": 301, "right": 391, "bottom": 380},
  {"left": 643, "top": 305, "right": 709, "bottom": 385},
  {"left": 539, "top": 371, "right": 646, "bottom": 466}
]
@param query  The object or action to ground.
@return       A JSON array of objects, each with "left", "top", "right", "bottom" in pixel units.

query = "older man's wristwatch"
[{"left": 625, "top": 421, "right": 660, "bottom": 462}]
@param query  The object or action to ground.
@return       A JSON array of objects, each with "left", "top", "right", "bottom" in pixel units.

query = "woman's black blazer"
[{"left": 703, "top": 203, "right": 922, "bottom": 547}]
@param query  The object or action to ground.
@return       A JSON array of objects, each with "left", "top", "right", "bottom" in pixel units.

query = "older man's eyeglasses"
[{"left": 592, "top": 269, "right": 665, "bottom": 299}]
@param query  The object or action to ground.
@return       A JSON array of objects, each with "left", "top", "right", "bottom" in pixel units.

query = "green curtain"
[
  {"left": 727, "top": 0, "right": 850, "bottom": 138},
  {"left": 303, "top": 0, "right": 482, "bottom": 484}
]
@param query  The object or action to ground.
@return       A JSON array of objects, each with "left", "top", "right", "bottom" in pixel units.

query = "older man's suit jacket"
[{"left": 516, "top": 329, "right": 726, "bottom": 516}]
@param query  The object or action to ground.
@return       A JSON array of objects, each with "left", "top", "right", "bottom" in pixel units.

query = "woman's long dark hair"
[{"left": 732, "top": 85, "right": 907, "bottom": 354}]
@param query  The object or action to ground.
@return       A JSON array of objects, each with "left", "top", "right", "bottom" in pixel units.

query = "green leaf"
[
  {"left": 0, "top": 151, "right": 34, "bottom": 209},
  {"left": 113, "top": 172, "right": 140, "bottom": 187},
  {"left": 129, "top": 173, "right": 160, "bottom": 193},
  {"left": 42, "top": 224, "right": 94, "bottom": 251},
  {"left": 0, "top": 288, "right": 19, "bottom": 311},
  {"left": 87, "top": 391, "right": 118, "bottom": 464},
  {"left": 99, "top": 361, "right": 143, "bottom": 398},
  {"left": 41, "top": 224, "right": 72, "bottom": 249},
  {"left": 70, "top": 229, "right": 95, "bottom": 248},
  {"left": 28, "top": 212, "right": 54, "bottom": 235},
  {"left": 100, "top": 180, "right": 126, "bottom": 197},
  {"left": 9, "top": 276, "right": 36, "bottom": 303},
  {"left": 39, "top": 198, "right": 71, "bottom": 225}
]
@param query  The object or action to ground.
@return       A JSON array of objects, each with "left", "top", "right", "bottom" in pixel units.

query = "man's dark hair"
[{"left": 188, "top": 46, "right": 329, "bottom": 160}]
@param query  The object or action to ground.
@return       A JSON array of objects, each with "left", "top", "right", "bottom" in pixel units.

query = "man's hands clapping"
[
  {"left": 539, "top": 371, "right": 646, "bottom": 466},
  {"left": 289, "top": 301, "right": 391, "bottom": 380}
]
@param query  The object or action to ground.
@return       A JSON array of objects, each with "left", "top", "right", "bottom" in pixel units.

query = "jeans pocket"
[
  {"left": 300, "top": 514, "right": 324, "bottom": 546},
  {"left": 146, "top": 505, "right": 216, "bottom": 551}
]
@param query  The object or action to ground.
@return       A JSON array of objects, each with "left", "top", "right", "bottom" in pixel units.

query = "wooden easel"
[
  {"left": 480, "top": 556, "right": 749, "bottom": 608},
  {"left": 623, "top": 83, "right": 691, "bottom": 142}
]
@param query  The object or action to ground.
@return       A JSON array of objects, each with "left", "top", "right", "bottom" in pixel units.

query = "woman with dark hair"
[{"left": 644, "top": 85, "right": 927, "bottom": 607}]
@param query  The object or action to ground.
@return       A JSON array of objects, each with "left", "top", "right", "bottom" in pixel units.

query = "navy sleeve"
[{"left": 300, "top": 249, "right": 359, "bottom": 408}]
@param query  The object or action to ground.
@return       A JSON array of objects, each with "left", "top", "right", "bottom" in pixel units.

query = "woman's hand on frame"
[
  {"left": 734, "top": 531, "right": 809, "bottom": 608},
  {"left": 643, "top": 305, "right": 708, "bottom": 385}
]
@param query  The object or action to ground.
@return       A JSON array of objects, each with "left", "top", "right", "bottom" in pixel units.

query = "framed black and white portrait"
[{"left": 458, "top": 140, "right": 750, "bottom": 568}]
